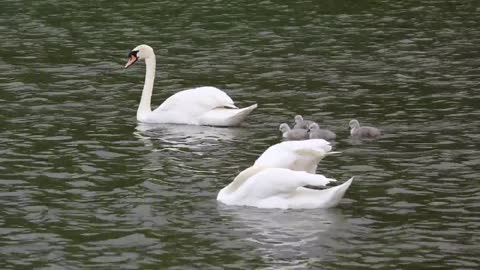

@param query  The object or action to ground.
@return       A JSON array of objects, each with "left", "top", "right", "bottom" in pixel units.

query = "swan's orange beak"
[{"left": 124, "top": 55, "right": 138, "bottom": 69}]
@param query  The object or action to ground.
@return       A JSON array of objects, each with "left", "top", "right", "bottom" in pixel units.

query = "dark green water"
[{"left": 1, "top": 0, "right": 479, "bottom": 269}]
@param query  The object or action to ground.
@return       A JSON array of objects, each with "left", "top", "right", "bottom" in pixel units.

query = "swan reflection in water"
[
  {"left": 133, "top": 122, "right": 252, "bottom": 183},
  {"left": 134, "top": 122, "right": 249, "bottom": 152},
  {"left": 217, "top": 205, "right": 348, "bottom": 264}
]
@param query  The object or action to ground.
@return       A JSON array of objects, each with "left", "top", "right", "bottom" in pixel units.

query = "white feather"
[{"left": 254, "top": 139, "right": 333, "bottom": 173}]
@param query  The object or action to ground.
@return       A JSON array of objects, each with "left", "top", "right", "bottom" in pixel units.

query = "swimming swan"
[
  {"left": 217, "top": 139, "right": 354, "bottom": 209},
  {"left": 125, "top": 44, "right": 257, "bottom": 126}
]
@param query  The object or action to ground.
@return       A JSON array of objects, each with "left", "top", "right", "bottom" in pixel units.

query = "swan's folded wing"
[
  {"left": 235, "top": 168, "right": 336, "bottom": 202},
  {"left": 218, "top": 167, "right": 352, "bottom": 209},
  {"left": 154, "top": 86, "right": 236, "bottom": 116},
  {"left": 152, "top": 87, "right": 256, "bottom": 126},
  {"left": 254, "top": 139, "right": 333, "bottom": 173}
]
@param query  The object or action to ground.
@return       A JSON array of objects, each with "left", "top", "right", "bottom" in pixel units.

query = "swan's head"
[
  {"left": 125, "top": 44, "right": 155, "bottom": 68},
  {"left": 308, "top": 123, "right": 320, "bottom": 131},
  {"left": 349, "top": 119, "right": 360, "bottom": 129},
  {"left": 279, "top": 123, "right": 291, "bottom": 133},
  {"left": 294, "top": 115, "right": 304, "bottom": 124}
]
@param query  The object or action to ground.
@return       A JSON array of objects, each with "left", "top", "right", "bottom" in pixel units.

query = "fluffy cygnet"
[
  {"left": 293, "top": 115, "right": 317, "bottom": 130},
  {"left": 349, "top": 119, "right": 381, "bottom": 139},
  {"left": 308, "top": 123, "right": 336, "bottom": 141},
  {"left": 279, "top": 123, "right": 309, "bottom": 140}
]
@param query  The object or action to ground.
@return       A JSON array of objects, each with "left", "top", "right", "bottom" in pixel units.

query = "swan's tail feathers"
[
  {"left": 228, "top": 103, "right": 257, "bottom": 126},
  {"left": 291, "top": 177, "right": 354, "bottom": 209},
  {"left": 199, "top": 104, "right": 257, "bottom": 127},
  {"left": 327, "top": 151, "right": 342, "bottom": 155}
]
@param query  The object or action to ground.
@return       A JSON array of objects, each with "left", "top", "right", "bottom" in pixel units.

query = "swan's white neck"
[{"left": 137, "top": 55, "right": 156, "bottom": 121}]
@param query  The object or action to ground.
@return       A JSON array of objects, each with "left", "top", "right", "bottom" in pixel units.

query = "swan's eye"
[{"left": 128, "top": 50, "right": 139, "bottom": 58}]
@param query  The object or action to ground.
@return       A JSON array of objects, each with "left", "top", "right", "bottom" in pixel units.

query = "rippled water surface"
[{"left": 1, "top": 0, "right": 480, "bottom": 269}]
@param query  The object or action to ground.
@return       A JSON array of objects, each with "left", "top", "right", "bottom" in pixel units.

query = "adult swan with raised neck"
[{"left": 124, "top": 44, "right": 257, "bottom": 126}]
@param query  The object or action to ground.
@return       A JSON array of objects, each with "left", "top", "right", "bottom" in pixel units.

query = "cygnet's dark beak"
[{"left": 124, "top": 50, "right": 139, "bottom": 69}]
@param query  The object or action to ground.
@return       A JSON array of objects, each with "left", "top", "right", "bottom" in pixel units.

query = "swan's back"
[
  {"left": 145, "top": 86, "right": 250, "bottom": 125},
  {"left": 254, "top": 139, "right": 332, "bottom": 173},
  {"left": 155, "top": 86, "right": 235, "bottom": 114}
]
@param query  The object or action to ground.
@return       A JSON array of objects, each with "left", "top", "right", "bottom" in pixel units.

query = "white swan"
[
  {"left": 217, "top": 139, "right": 354, "bottom": 209},
  {"left": 125, "top": 44, "right": 257, "bottom": 126}
]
